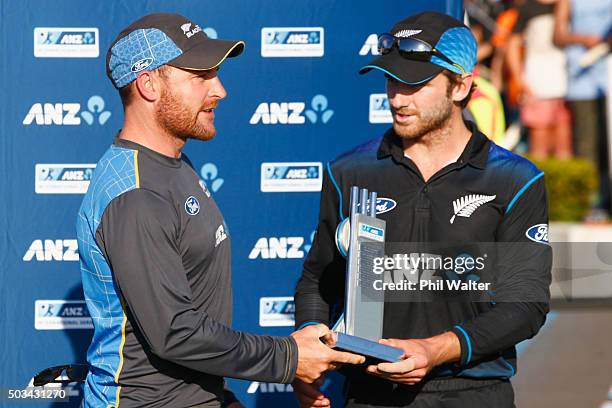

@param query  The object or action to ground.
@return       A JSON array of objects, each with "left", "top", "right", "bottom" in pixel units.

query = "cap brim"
[
  {"left": 359, "top": 50, "right": 443, "bottom": 85},
  {"left": 169, "top": 38, "right": 245, "bottom": 71}
]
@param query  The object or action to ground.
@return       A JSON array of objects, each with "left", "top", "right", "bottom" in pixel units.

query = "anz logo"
[
  {"left": 248, "top": 231, "right": 315, "bottom": 260},
  {"left": 247, "top": 376, "right": 330, "bottom": 394},
  {"left": 23, "top": 96, "right": 111, "bottom": 126},
  {"left": 247, "top": 382, "right": 293, "bottom": 394},
  {"left": 359, "top": 33, "right": 381, "bottom": 56},
  {"left": 249, "top": 95, "right": 333, "bottom": 125},
  {"left": 23, "top": 239, "right": 79, "bottom": 262}
]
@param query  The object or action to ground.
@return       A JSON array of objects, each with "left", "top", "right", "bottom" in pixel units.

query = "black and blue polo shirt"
[{"left": 295, "top": 122, "right": 552, "bottom": 393}]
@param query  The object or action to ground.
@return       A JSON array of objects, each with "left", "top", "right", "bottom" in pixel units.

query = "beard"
[
  {"left": 155, "top": 86, "right": 216, "bottom": 142},
  {"left": 391, "top": 95, "right": 453, "bottom": 141}
]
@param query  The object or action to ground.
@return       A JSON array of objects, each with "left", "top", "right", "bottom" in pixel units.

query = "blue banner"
[{"left": 0, "top": 1, "right": 462, "bottom": 406}]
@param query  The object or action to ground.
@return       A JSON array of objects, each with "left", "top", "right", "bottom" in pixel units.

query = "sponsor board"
[
  {"left": 34, "top": 300, "right": 92, "bottom": 330},
  {"left": 34, "top": 27, "right": 99, "bottom": 58},
  {"left": 261, "top": 27, "right": 324, "bottom": 57},
  {"left": 261, "top": 162, "right": 322, "bottom": 192},
  {"left": 369, "top": 93, "right": 392, "bottom": 124},
  {"left": 259, "top": 297, "right": 295, "bottom": 327},
  {"left": 35, "top": 164, "right": 95, "bottom": 194}
]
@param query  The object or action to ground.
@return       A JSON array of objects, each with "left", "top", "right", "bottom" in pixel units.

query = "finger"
[
  {"left": 365, "top": 369, "right": 422, "bottom": 386},
  {"left": 399, "top": 378, "right": 423, "bottom": 385},
  {"left": 377, "top": 357, "right": 417, "bottom": 374},
  {"left": 313, "top": 398, "right": 331, "bottom": 407},
  {"left": 328, "top": 349, "right": 365, "bottom": 365},
  {"left": 311, "top": 324, "right": 332, "bottom": 338},
  {"left": 298, "top": 398, "right": 330, "bottom": 408},
  {"left": 296, "top": 393, "right": 330, "bottom": 407},
  {"left": 366, "top": 365, "right": 387, "bottom": 377},
  {"left": 320, "top": 330, "right": 337, "bottom": 347},
  {"left": 306, "top": 400, "right": 330, "bottom": 408},
  {"left": 397, "top": 368, "right": 428, "bottom": 379},
  {"left": 379, "top": 338, "right": 395, "bottom": 346},
  {"left": 382, "top": 370, "right": 427, "bottom": 381}
]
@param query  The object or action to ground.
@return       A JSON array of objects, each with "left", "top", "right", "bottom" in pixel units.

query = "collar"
[
  {"left": 377, "top": 121, "right": 490, "bottom": 170},
  {"left": 114, "top": 135, "right": 184, "bottom": 168}
]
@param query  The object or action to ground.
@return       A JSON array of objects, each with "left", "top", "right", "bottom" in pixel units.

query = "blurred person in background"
[
  {"left": 488, "top": 0, "right": 526, "bottom": 150},
  {"left": 466, "top": 19, "right": 508, "bottom": 145},
  {"left": 488, "top": 0, "right": 522, "bottom": 93},
  {"left": 554, "top": 0, "right": 612, "bottom": 219},
  {"left": 507, "top": 0, "right": 573, "bottom": 160}
]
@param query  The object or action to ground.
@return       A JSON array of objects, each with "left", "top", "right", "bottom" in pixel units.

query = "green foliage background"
[{"left": 531, "top": 158, "right": 598, "bottom": 221}]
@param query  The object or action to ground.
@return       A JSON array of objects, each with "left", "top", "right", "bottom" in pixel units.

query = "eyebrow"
[{"left": 195, "top": 68, "right": 218, "bottom": 77}]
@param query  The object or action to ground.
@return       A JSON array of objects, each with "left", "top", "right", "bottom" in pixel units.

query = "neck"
[
  {"left": 402, "top": 111, "right": 472, "bottom": 181},
  {"left": 118, "top": 106, "right": 185, "bottom": 158}
]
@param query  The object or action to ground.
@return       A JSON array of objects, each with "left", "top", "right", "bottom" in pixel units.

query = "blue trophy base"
[{"left": 334, "top": 332, "right": 404, "bottom": 363}]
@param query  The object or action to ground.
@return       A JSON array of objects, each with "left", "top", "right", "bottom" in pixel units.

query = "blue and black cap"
[
  {"left": 106, "top": 13, "right": 245, "bottom": 89},
  {"left": 359, "top": 11, "right": 477, "bottom": 85}
]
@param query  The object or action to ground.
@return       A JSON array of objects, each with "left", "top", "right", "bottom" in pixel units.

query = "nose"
[{"left": 209, "top": 75, "right": 227, "bottom": 100}]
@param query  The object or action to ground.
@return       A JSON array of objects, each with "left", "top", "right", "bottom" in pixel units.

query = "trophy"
[{"left": 331, "top": 186, "right": 403, "bottom": 362}]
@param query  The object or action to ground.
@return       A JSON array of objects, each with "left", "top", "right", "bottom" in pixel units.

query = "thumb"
[
  {"left": 379, "top": 338, "right": 402, "bottom": 348},
  {"left": 377, "top": 356, "right": 417, "bottom": 374},
  {"left": 311, "top": 324, "right": 331, "bottom": 338}
]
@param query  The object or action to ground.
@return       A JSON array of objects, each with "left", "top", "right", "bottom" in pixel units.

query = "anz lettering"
[
  {"left": 249, "top": 102, "right": 305, "bottom": 125},
  {"left": 23, "top": 239, "right": 79, "bottom": 262},
  {"left": 23, "top": 103, "right": 81, "bottom": 125}
]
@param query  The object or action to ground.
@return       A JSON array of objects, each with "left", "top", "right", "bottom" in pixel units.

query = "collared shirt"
[
  {"left": 295, "top": 123, "right": 551, "bottom": 395},
  {"left": 77, "top": 138, "right": 296, "bottom": 408}
]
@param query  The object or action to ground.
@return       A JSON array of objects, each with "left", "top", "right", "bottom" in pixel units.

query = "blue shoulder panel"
[{"left": 76, "top": 145, "right": 139, "bottom": 407}]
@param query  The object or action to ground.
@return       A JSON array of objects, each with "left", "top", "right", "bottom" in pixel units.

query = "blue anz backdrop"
[{"left": 0, "top": 1, "right": 462, "bottom": 407}]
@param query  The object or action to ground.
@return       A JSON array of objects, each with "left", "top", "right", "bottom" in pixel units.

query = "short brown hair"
[
  {"left": 118, "top": 65, "right": 171, "bottom": 107},
  {"left": 443, "top": 70, "right": 476, "bottom": 109}
]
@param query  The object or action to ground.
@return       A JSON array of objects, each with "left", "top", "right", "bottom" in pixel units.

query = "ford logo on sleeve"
[{"left": 526, "top": 224, "right": 548, "bottom": 244}]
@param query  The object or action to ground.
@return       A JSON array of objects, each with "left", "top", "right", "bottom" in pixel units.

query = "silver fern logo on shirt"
[{"left": 450, "top": 194, "right": 496, "bottom": 224}]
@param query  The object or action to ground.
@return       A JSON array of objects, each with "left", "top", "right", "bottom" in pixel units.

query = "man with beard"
[
  {"left": 76, "top": 13, "right": 364, "bottom": 408},
  {"left": 293, "top": 11, "right": 551, "bottom": 408}
]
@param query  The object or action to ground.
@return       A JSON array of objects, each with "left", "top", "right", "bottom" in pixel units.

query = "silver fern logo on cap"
[
  {"left": 450, "top": 194, "right": 496, "bottom": 224},
  {"left": 394, "top": 29, "right": 422, "bottom": 38}
]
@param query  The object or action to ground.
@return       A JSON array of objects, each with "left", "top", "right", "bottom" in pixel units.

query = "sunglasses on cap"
[
  {"left": 33, "top": 364, "right": 88, "bottom": 386},
  {"left": 377, "top": 33, "right": 465, "bottom": 73}
]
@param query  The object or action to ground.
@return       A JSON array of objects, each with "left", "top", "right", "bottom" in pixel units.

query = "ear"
[
  {"left": 451, "top": 73, "right": 474, "bottom": 103},
  {"left": 133, "top": 71, "right": 162, "bottom": 102}
]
